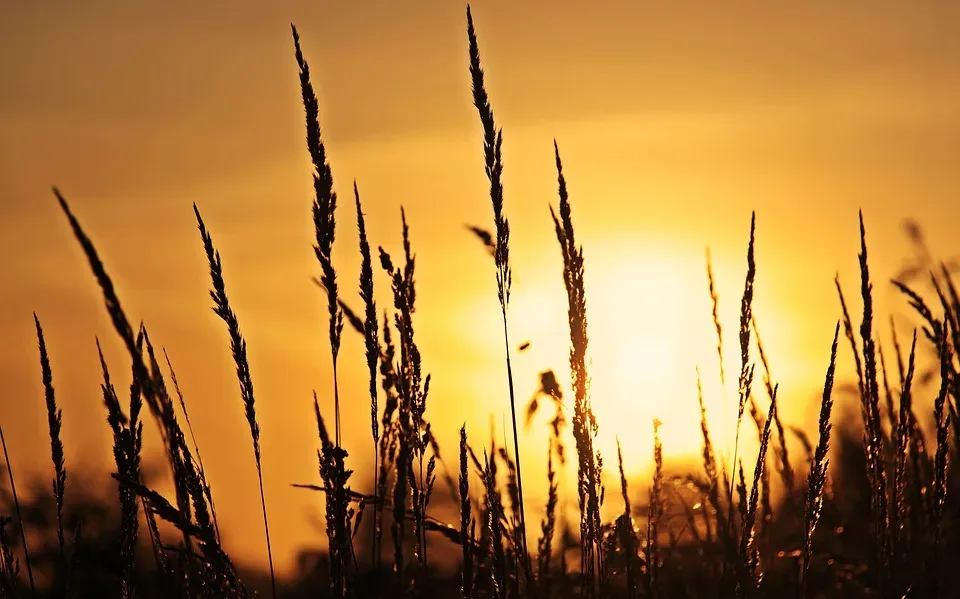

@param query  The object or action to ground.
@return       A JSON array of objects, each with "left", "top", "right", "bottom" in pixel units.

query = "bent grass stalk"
[{"left": 194, "top": 205, "right": 276, "bottom": 599}]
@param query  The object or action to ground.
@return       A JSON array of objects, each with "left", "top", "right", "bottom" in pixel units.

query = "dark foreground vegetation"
[{"left": 3, "top": 6, "right": 960, "bottom": 598}]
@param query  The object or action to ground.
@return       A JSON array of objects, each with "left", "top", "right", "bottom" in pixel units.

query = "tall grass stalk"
[
  {"left": 738, "top": 385, "right": 776, "bottom": 595},
  {"left": 723, "top": 213, "right": 756, "bottom": 590},
  {"left": 55, "top": 190, "right": 206, "bottom": 585},
  {"left": 380, "top": 209, "right": 433, "bottom": 572},
  {"left": 194, "top": 205, "right": 276, "bottom": 598},
  {"left": 54, "top": 190, "right": 167, "bottom": 435},
  {"left": 354, "top": 182, "right": 381, "bottom": 571},
  {"left": 646, "top": 420, "right": 664, "bottom": 599},
  {"left": 460, "top": 426, "right": 474, "bottom": 599},
  {"left": 141, "top": 329, "right": 197, "bottom": 555},
  {"left": 34, "top": 314, "right": 67, "bottom": 563},
  {"left": 707, "top": 248, "right": 726, "bottom": 388},
  {"left": 893, "top": 331, "right": 918, "bottom": 561},
  {"left": 615, "top": 440, "right": 634, "bottom": 598},
  {"left": 314, "top": 394, "right": 352, "bottom": 597},
  {"left": 729, "top": 214, "right": 756, "bottom": 504},
  {"left": 835, "top": 278, "right": 866, "bottom": 402},
  {"left": 0, "top": 423, "right": 34, "bottom": 593},
  {"left": 551, "top": 141, "right": 602, "bottom": 595},
  {"left": 483, "top": 450, "right": 507, "bottom": 599},
  {"left": 539, "top": 440, "right": 559, "bottom": 593},
  {"left": 292, "top": 25, "right": 355, "bottom": 591},
  {"left": 856, "top": 212, "right": 891, "bottom": 593},
  {"left": 930, "top": 324, "right": 951, "bottom": 591},
  {"left": 799, "top": 323, "right": 839, "bottom": 599},
  {"left": 706, "top": 248, "right": 731, "bottom": 466},
  {"left": 291, "top": 24, "right": 345, "bottom": 447},
  {"left": 96, "top": 339, "right": 143, "bottom": 597},
  {"left": 55, "top": 189, "right": 184, "bottom": 592},
  {"left": 465, "top": 6, "right": 530, "bottom": 575}
]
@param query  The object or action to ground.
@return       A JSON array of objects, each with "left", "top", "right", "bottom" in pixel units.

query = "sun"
[
  {"left": 581, "top": 252, "right": 725, "bottom": 469},
  {"left": 455, "top": 235, "right": 796, "bottom": 484}
]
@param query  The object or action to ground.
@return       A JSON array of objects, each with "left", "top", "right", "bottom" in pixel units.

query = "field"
[{"left": 2, "top": 7, "right": 960, "bottom": 599}]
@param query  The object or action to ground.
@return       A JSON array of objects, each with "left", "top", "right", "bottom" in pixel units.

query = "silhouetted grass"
[
  {"left": 799, "top": 322, "right": 839, "bottom": 599},
  {"left": 4, "top": 7, "right": 960, "bottom": 599},
  {"left": 194, "top": 204, "right": 277, "bottom": 598},
  {"left": 0, "top": 422, "right": 34, "bottom": 594},
  {"left": 467, "top": 7, "right": 531, "bottom": 586},
  {"left": 34, "top": 314, "right": 67, "bottom": 565}
]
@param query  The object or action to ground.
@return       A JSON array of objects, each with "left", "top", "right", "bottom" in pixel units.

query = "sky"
[{"left": 1, "top": 0, "right": 959, "bottom": 578}]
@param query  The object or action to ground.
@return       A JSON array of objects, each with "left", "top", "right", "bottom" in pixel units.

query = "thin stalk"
[
  {"left": 194, "top": 205, "right": 276, "bottom": 598},
  {"left": 0, "top": 423, "right": 34, "bottom": 593},
  {"left": 372, "top": 451, "right": 379, "bottom": 571},
  {"left": 501, "top": 311, "right": 529, "bottom": 562},
  {"left": 257, "top": 465, "right": 276, "bottom": 597},
  {"left": 729, "top": 213, "right": 757, "bottom": 512},
  {"left": 799, "top": 323, "right": 839, "bottom": 599},
  {"left": 34, "top": 314, "right": 67, "bottom": 564},
  {"left": 466, "top": 4, "right": 530, "bottom": 574}
]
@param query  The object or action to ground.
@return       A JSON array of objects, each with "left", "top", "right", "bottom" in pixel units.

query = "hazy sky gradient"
[{"left": 2, "top": 0, "right": 959, "bottom": 576}]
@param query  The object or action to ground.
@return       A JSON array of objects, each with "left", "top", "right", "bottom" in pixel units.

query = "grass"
[
  {"left": 195, "top": 204, "right": 276, "bottom": 598},
  {"left": 0, "top": 418, "right": 35, "bottom": 594},
  {"left": 799, "top": 322, "right": 839, "bottom": 598},
  {"left": 2, "top": 5, "right": 960, "bottom": 598},
  {"left": 467, "top": 7, "right": 531, "bottom": 585}
]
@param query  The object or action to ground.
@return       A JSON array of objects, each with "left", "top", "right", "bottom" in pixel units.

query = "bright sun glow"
[
  {"left": 580, "top": 252, "right": 725, "bottom": 470},
  {"left": 461, "top": 238, "right": 796, "bottom": 482}
]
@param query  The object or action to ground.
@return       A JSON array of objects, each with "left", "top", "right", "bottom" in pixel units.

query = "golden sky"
[{"left": 2, "top": 0, "right": 959, "bottom": 578}]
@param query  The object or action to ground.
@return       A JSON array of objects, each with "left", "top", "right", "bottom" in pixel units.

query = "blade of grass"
[
  {"left": 466, "top": 7, "right": 531, "bottom": 579},
  {"left": 0, "top": 423, "right": 34, "bottom": 593},
  {"left": 194, "top": 205, "right": 276, "bottom": 598},
  {"left": 34, "top": 315, "right": 67, "bottom": 564},
  {"left": 799, "top": 323, "right": 840, "bottom": 599}
]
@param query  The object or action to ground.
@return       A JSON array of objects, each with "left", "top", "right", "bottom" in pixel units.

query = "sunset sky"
[{"left": 1, "top": 0, "right": 959, "bottom": 578}]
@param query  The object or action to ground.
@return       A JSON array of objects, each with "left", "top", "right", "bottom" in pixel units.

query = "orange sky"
[{"left": 2, "top": 0, "right": 959, "bottom": 578}]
